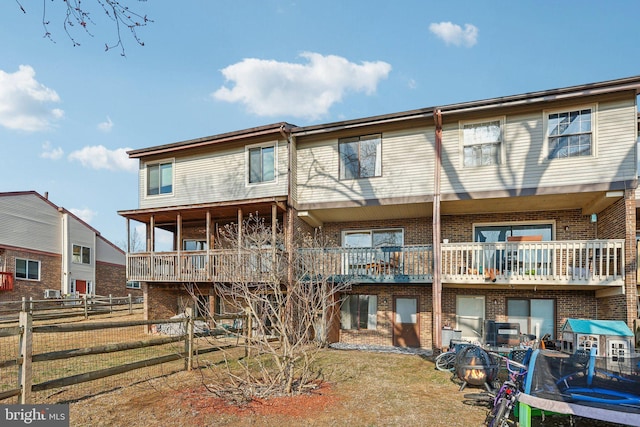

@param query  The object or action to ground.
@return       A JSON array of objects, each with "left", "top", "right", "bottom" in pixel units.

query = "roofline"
[
  {"left": 0, "top": 191, "right": 124, "bottom": 255},
  {"left": 293, "top": 74, "right": 640, "bottom": 136},
  {"left": 118, "top": 195, "right": 289, "bottom": 218},
  {"left": 127, "top": 122, "right": 296, "bottom": 159}
]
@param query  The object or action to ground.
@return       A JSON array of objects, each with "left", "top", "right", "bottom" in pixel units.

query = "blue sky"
[{"left": 1, "top": 0, "right": 639, "bottom": 248}]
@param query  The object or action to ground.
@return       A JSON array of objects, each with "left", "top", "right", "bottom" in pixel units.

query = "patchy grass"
[{"left": 70, "top": 348, "right": 488, "bottom": 426}]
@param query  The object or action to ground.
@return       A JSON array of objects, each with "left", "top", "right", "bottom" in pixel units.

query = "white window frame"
[
  {"left": 459, "top": 117, "right": 505, "bottom": 168},
  {"left": 342, "top": 228, "right": 404, "bottom": 248},
  {"left": 340, "top": 294, "right": 377, "bottom": 330},
  {"left": 145, "top": 159, "right": 175, "bottom": 197},
  {"left": 338, "top": 134, "right": 383, "bottom": 180},
  {"left": 126, "top": 281, "right": 141, "bottom": 289},
  {"left": 15, "top": 258, "right": 41, "bottom": 281},
  {"left": 246, "top": 142, "right": 278, "bottom": 186},
  {"left": 72, "top": 244, "right": 92, "bottom": 265},
  {"left": 544, "top": 104, "right": 597, "bottom": 160}
]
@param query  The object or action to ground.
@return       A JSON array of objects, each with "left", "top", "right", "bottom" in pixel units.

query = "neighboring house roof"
[
  {"left": 0, "top": 191, "right": 124, "bottom": 261},
  {"left": 561, "top": 318, "right": 633, "bottom": 337}
]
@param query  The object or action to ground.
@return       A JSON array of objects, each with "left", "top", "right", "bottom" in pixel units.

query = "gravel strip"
[{"left": 329, "top": 342, "right": 433, "bottom": 356}]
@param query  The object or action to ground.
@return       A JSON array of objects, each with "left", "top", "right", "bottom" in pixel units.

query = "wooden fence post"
[
  {"left": 19, "top": 310, "right": 33, "bottom": 404},
  {"left": 185, "top": 307, "right": 194, "bottom": 371},
  {"left": 109, "top": 294, "right": 113, "bottom": 314},
  {"left": 21, "top": 296, "right": 26, "bottom": 312},
  {"left": 128, "top": 294, "right": 132, "bottom": 314},
  {"left": 29, "top": 297, "right": 33, "bottom": 314},
  {"left": 83, "top": 295, "right": 88, "bottom": 319}
]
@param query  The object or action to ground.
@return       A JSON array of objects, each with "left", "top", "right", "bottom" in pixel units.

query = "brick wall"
[
  {"left": 338, "top": 284, "right": 434, "bottom": 349},
  {"left": 0, "top": 248, "right": 61, "bottom": 302},
  {"left": 594, "top": 190, "right": 638, "bottom": 324},
  {"left": 442, "top": 288, "right": 597, "bottom": 339},
  {"left": 96, "top": 261, "right": 140, "bottom": 298}
]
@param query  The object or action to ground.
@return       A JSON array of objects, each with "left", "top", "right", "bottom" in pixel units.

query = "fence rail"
[
  {"left": 0, "top": 309, "right": 246, "bottom": 404},
  {"left": 0, "top": 294, "right": 142, "bottom": 324}
]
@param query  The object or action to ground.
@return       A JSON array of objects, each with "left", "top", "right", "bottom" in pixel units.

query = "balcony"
[
  {"left": 441, "top": 239, "right": 625, "bottom": 287},
  {"left": 0, "top": 272, "right": 14, "bottom": 291},
  {"left": 127, "top": 249, "right": 277, "bottom": 283},
  {"left": 126, "top": 240, "right": 625, "bottom": 288}
]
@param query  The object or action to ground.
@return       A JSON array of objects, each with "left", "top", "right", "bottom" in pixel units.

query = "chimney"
[{"left": 44, "top": 192, "right": 49, "bottom": 200}]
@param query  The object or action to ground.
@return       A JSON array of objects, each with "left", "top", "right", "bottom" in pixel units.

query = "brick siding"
[{"left": 0, "top": 248, "right": 61, "bottom": 302}]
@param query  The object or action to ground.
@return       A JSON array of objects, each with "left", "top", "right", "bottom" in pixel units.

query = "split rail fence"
[
  {"left": 0, "top": 308, "right": 246, "bottom": 404},
  {"left": 0, "top": 294, "right": 143, "bottom": 325}
]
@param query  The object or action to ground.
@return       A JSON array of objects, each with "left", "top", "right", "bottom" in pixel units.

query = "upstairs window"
[
  {"left": 462, "top": 119, "right": 502, "bottom": 167},
  {"left": 248, "top": 145, "right": 275, "bottom": 184},
  {"left": 339, "top": 134, "right": 382, "bottom": 179},
  {"left": 72, "top": 245, "right": 91, "bottom": 265},
  {"left": 547, "top": 108, "right": 592, "bottom": 159},
  {"left": 147, "top": 161, "right": 173, "bottom": 196},
  {"left": 15, "top": 258, "right": 40, "bottom": 280}
]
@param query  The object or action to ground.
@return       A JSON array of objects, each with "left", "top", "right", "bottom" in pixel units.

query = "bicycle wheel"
[
  {"left": 485, "top": 396, "right": 511, "bottom": 427},
  {"left": 435, "top": 351, "right": 456, "bottom": 371}
]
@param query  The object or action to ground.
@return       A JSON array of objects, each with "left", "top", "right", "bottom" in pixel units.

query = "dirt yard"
[
  {"left": 65, "top": 348, "right": 630, "bottom": 427},
  {"left": 69, "top": 349, "right": 487, "bottom": 426}
]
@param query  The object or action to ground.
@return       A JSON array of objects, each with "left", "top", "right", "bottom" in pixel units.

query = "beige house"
[
  {"left": 120, "top": 76, "right": 640, "bottom": 350},
  {"left": 0, "top": 191, "right": 135, "bottom": 301}
]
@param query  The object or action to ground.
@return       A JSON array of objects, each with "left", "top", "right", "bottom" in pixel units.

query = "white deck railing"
[
  {"left": 127, "top": 240, "right": 624, "bottom": 286},
  {"left": 442, "top": 239, "right": 624, "bottom": 285}
]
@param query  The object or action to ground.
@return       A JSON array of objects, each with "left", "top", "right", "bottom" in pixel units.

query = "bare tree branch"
[
  {"left": 183, "top": 214, "right": 352, "bottom": 402},
  {"left": 15, "top": 0, "right": 152, "bottom": 56}
]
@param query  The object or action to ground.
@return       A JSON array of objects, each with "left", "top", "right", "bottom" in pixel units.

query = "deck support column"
[{"left": 432, "top": 109, "right": 443, "bottom": 350}]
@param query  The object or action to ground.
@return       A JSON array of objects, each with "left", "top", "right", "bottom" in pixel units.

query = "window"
[
  {"left": 547, "top": 108, "right": 592, "bottom": 159},
  {"left": 462, "top": 120, "right": 502, "bottom": 167},
  {"left": 147, "top": 161, "right": 173, "bottom": 195},
  {"left": 248, "top": 145, "right": 275, "bottom": 184},
  {"left": 507, "top": 298, "right": 555, "bottom": 339},
  {"left": 72, "top": 245, "right": 91, "bottom": 264},
  {"left": 339, "top": 134, "right": 382, "bottom": 179},
  {"left": 126, "top": 281, "right": 141, "bottom": 289},
  {"left": 183, "top": 240, "right": 207, "bottom": 251},
  {"left": 340, "top": 295, "right": 377, "bottom": 330},
  {"left": 343, "top": 229, "right": 403, "bottom": 248},
  {"left": 15, "top": 258, "right": 40, "bottom": 280}
]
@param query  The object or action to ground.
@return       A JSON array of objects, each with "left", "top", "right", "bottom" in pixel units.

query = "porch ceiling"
[
  {"left": 297, "top": 191, "right": 620, "bottom": 225},
  {"left": 118, "top": 197, "right": 288, "bottom": 229}
]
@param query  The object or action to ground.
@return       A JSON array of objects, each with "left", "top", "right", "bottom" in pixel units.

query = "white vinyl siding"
[
  {"left": 95, "top": 237, "right": 125, "bottom": 265},
  {"left": 0, "top": 194, "right": 61, "bottom": 254},
  {"left": 296, "top": 128, "right": 433, "bottom": 204},
  {"left": 138, "top": 139, "right": 288, "bottom": 209},
  {"left": 440, "top": 98, "right": 637, "bottom": 195}
]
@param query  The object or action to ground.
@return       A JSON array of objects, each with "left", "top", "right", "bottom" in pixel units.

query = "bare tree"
[
  {"left": 185, "top": 214, "right": 351, "bottom": 402},
  {"left": 14, "top": 0, "right": 152, "bottom": 56}
]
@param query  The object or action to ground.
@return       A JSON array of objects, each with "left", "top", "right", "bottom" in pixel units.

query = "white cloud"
[
  {"left": 429, "top": 22, "right": 478, "bottom": 47},
  {"left": 68, "top": 145, "right": 137, "bottom": 172},
  {"left": 212, "top": 52, "right": 392, "bottom": 119},
  {"left": 40, "top": 141, "right": 64, "bottom": 160},
  {"left": 97, "top": 116, "right": 114, "bottom": 132},
  {"left": 69, "top": 207, "right": 97, "bottom": 224},
  {"left": 0, "top": 65, "right": 64, "bottom": 131}
]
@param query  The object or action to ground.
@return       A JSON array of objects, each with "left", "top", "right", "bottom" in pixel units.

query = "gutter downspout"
[{"left": 432, "top": 109, "right": 443, "bottom": 350}]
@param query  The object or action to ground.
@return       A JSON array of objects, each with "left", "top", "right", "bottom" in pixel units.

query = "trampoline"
[{"left": 518, "top": 348, "right": 640, "bottom": 427}]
